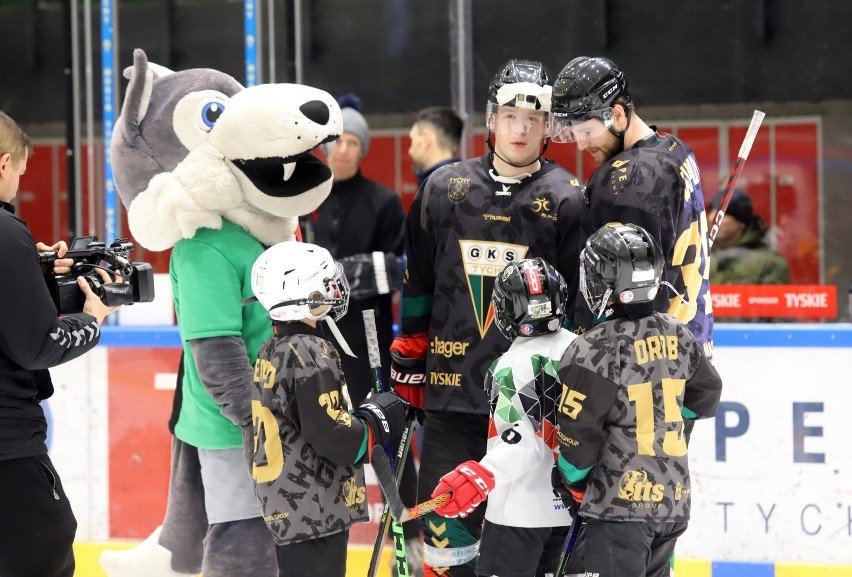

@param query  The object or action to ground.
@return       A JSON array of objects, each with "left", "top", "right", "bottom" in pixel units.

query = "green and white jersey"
[{"left": 480, "top": 328, "right": 578, "bottom": 528}]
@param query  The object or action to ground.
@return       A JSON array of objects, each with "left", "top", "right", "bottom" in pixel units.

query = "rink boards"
[{"left": 46, "top": 324, "right": 852, "bottom": 576}]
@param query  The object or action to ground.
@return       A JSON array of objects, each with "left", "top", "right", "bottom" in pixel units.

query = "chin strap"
[{"left": 323, "top": 316, "right": 357, "bottom": 357}]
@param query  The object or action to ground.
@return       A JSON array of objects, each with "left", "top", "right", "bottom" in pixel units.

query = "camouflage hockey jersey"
[
  {"left": 555, "top": 312, "right": 722, "bottom": 522},
  {"left": 583, "top": 131, "right": 714, "bottom": 356},
  {"left": 480, "top": 329, "right": 578, "bottom": 528},
  {"left": 402, "top": 154, "right": 586, "bottom": 415},
  {"left": 250, "top": 322, "right": 369, "bottom": 545}
]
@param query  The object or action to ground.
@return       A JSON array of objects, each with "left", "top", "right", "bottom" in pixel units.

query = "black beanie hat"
[{"left": 709, "top": 188, "right": 753, "bottom": 225}]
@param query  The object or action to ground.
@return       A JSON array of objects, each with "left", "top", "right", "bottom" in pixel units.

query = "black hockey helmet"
[
  {"left": 487, "top": 59, "right": 553, "bottom": 109},
  {"left": 580, "top": 223, "right": 663, "bottom": 318},
  {"left": 492, "top": 257, "right": 569, "bottom": 340},
  {"left": 550, "top": 56, "right": 632, "bottom": 143}
]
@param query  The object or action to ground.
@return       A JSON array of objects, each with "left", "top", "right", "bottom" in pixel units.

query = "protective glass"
[
  {"left": 486, "top": 102, "right": 551, "bottom": 139},
  {"left": 550, "top": 108, "right": 614, "bottom": 143}
]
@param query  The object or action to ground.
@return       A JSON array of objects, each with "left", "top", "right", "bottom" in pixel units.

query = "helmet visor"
[
  {"left": 325, "top": 262, "right": 350, "bottom": 321},
  {"left": 579, "top": 250, "right": 612, "bottom": 318},
  {"left": 551, "top": 108, "right": 614, "bottom": 143},
  {"left": 486, "top": 102, "right": 551, "bottom": 139}
]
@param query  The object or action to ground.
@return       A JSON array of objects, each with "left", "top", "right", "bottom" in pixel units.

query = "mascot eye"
[{"left": 201, "top": 101, "right": 226, "bottom": 128}]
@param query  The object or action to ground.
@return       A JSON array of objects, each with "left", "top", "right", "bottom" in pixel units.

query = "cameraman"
[{"left": 0, "top": 110, "right": 123, "bottom": 577}]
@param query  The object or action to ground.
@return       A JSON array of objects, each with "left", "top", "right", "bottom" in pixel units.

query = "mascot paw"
[{"left": 99, "top": 526, "right": 196, "bottom": 577}]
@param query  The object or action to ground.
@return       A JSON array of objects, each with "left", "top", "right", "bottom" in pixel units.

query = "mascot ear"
[{"left": 119, "top": 48, "right": 175, "bottom": 128}]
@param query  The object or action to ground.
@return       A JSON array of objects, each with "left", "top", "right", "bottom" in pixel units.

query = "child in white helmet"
[{"left": 246, "top": 240, "right": 409, "bottom": 577}]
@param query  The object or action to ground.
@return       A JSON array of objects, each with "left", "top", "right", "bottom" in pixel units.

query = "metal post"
[
  {"left": 245, "top": 0, "right": 259, "bottom": 86},
  {"left": 101, "top": 0, "right": 118, "bottom": 242},
  {"left": 449, "top": 0, "right": 474, "bottom": 159},
  {"left": 64, "top": 0, "right": 84, "bottom": 240},
  {"left": 83, "top": 0, "right": 96, "bottom": 235}
]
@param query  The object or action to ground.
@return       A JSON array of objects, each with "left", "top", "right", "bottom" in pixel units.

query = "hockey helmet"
[
  {"left": 486, "top": 59, "right": 553, "bottom": 138},
  {"left": 249, "top": 241, "right": 350, "bottom": 322},
  {"left": 492, "top": 257, "right": 569, "bottom": 340},
  {"left": 580, "top": 223, "right": 664, "bottom": 318},
  {"left": 550, "top": 56, "right": 631, "bottom": 143}
]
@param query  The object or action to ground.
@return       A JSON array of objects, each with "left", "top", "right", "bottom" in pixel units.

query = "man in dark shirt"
[
  {"left": 0, "top": 110, "right": 123, "bottom": 576},
  {"left": 408, "top": 106, "right": 464, "bottom": 185},
  {"left": 300, "top": 97, "right": 405, "bottom": 406}
]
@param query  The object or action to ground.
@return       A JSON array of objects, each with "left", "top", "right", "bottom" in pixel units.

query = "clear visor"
[
  {"left": 486, "top": 102, "right": 551, "bottom": 139},
  {"left": 550, "top": 108, "right": 614, "bottom": 143},
  {"left": 579, "top": 251, "right": 612, "bottom": 318}
]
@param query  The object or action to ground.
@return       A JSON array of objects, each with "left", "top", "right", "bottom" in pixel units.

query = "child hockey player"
[
  {"left": 554, "top": 223, "right": 722, "bottom": 577},
  {"left": 246, "top": 241, "right": 409, "bottom": 577},
  {"left": 428, "top": 257, "right": 577, "bottom": 577}
]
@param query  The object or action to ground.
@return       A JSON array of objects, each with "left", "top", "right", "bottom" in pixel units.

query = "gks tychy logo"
[{"left": 459, "top": 240, "right": 528, "bottom": 338}]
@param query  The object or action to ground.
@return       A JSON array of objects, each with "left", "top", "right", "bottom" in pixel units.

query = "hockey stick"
[
  {"left": 707, "top": 110, "right": 765, "bottom": 249},
  {"left": 372, "top": 449, "right": 452, "bottom": 523},
  {"left": 556, "top": 513, "right": 583, "bottom": 577},
  {"left": 363, "top": 310, "right": 414, "bottom": 577}
]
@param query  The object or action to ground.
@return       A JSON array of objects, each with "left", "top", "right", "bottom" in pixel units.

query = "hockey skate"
[{"left": 99, "top": 526, "right": 196, "bottom": 577}]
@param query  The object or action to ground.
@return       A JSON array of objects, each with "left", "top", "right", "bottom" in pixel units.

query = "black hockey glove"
[
  {"left": 551, "top": 464, "right": 582, "bottom": 517},
  {"left": 353, "top": 390, "right": 409, "bottom": 448},
  {"left": 339, "top": 252, "right": 404, "bottom": 300}
]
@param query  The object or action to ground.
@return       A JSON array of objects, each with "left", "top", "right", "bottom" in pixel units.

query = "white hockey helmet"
[{"left": 250, "top": 241, "right": 350, "bottom": 322}]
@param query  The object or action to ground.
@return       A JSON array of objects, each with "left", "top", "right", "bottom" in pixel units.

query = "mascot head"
[{"left": 111, "top": 48, "right": 342, "bottom": 250}]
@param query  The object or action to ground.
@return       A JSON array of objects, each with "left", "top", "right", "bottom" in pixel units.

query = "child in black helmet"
[
  {"left": 554, "top": 223, "right": 723, "bottom": 577},
  {"left": 428, "top": 257, "right": 579, "bottom": 577}
]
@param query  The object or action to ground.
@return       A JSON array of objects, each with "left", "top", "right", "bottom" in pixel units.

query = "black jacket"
[
  {"left": 0, "top": 202, "right": 101, "bottom": 460},
  {"left": 299, "top": 172, "right": 405, "bottom": 404}
]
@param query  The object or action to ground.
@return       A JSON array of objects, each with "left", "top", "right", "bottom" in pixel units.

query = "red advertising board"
[{"left": 711, "top": 285, "right": 837, "bottom": 319}]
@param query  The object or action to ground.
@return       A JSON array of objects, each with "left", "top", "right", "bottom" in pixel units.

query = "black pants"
[
  {"left": 0, "top": 455, "right": 77, "bottom": 577},
  {"left": 418, "top": 411, "right": 489, "bottom": 577},
  {"left": 579, "top": 518, "right": 687, "bottom": 577},
  {"left": 276, "top": 529, "right": 348, "bottom": 577}
]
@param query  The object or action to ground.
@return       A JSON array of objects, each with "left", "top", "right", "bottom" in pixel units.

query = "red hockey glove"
[
  {"left": 431, "top": 460, "right": 495, "bottom": 519},
  {"left": 390, "top": 334, "right": 428, "bottom": 410}
]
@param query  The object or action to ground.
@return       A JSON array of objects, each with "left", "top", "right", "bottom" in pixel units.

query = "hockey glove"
[
  {"left": 431, "top": 460, "right": 495, "bottom": 519},
  {"left": 353, "top": 390, "right": 409, "bottom": 450},
  {"left": 339, "top": 252, "right": 404, "bottom": 300},
  {"left": 390, "top": 334, "right": 428, "bottom": 410},
  {"left": 551, "top": 465, "right": 583, "bottom": 517}
]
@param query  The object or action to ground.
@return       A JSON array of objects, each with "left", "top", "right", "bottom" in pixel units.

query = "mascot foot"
[{"left": 99, "top": 526, "right": 195, "bottom": 577}]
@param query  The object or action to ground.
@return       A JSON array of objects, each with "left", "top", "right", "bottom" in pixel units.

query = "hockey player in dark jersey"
[
  {"left": 551, "top": 56, "right": 714, "bottom": 357},
  {"left": 390, "top": 59, "right": 586, "bottom": 577},
  {"left": 554, "top": 223, "right": 722, "bottom": 577},
  {"left": 246, "top": 241, "right": 409, "bottom": 577},
  {"left": 429, "top": 257, "right": 577, "bottom": 577},
  {"left": 391, "top": 60, "right": 583, "bottom": 577}
]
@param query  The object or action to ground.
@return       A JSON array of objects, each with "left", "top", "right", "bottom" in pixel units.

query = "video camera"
[{"left": 39, "top": 236, "right": 155, "bottom": 315}]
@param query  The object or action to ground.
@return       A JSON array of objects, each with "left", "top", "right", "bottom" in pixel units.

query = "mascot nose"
[{"left": 299, "top": 100, "right": 331, "bottom": 126}]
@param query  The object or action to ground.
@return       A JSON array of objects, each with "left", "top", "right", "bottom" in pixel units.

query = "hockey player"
[
  {"left": 553, "top": 223, "right": 723, "bottom": 577},
  {"left": 246, "top": 241, "right": 410, "bottom": 577},
  {"left": 390, "top": 59, "right": 586, "bottom": 577},
  {"left": 429, "top": 258, "right": 577, "bottom": 577},
  {"left": 551, "top": 56, "right": 714, "bottom": 357}
]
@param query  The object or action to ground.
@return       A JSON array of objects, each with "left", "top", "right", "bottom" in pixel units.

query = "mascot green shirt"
[{"left": 171, "top": 221, "right": 270, "bottom": 449}]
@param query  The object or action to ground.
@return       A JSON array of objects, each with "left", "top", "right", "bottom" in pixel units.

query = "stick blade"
[{"left": 371, "top": 450, "right": 406, "bottom": 521}]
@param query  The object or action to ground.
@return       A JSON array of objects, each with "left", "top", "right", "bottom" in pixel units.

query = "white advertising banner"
[{"left": 680, "top": 346, "right": 852, "bottom": 564}]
